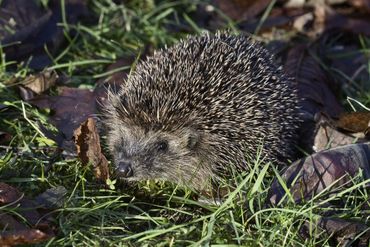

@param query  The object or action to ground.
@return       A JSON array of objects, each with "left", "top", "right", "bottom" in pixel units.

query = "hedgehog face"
[{"left": 108, "top": 124, "right": 213, "bottom": 189}]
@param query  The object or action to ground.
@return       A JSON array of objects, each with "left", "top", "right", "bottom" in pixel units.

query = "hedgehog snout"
[{"left": 116, "top": 160, "right": 133, "bottom": 178}]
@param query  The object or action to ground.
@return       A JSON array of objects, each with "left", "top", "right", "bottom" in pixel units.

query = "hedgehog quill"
[{"left": 105, "top": 32, "right": 301, "bottom": 190}]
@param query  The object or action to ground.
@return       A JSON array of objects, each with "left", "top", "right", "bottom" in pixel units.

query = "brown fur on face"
[{"left": 106, "top": 117, "right": 216, "bottom": 189}]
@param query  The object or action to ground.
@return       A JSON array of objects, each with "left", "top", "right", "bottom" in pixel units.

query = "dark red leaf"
[
  {"left": 269, "top": 142, "right": 370, "bottom": 205},
  {"left": 0, "top": 0, "right": 88, "bottom": 69},
  {"left": 0, "top": 182, "right": 22, "bottom": 204},
  {"left": 285, "top": 44, "right": 344, "bottom": 152},
  {"left": 301, "top": 217, "right": 370, "bottom": 246},
  {"left": 29, "top": 86, "right": 97, "bottom": 142},
  {"left": 312, "top": 113, "right": 367, "bottom": 152}
]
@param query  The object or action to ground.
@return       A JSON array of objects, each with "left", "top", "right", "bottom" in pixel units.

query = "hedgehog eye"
[{"left": 157, "top": 140, "right": 168, "bottom": 152}]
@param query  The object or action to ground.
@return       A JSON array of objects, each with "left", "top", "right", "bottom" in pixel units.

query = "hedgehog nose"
[{"left": 116, "top": 161, "right": 133, "bottom": 177}]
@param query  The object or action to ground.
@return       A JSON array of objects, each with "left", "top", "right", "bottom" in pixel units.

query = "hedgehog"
[{"left": 105, "top": 32, "right": 301, "bottom": 190}]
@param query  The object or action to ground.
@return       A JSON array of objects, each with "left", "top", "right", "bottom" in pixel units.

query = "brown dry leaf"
[
  {"left": 313, "top": 124, "right": 360, "bottom": 152},
  {"left": 74, "top": 117, "right": 110, "bottom": 181},
  {"left": 268, "top": 142, "right": 370, "bottom": 205},
  {"left": 34, "top": 186, "right": 67, "bottom": 209},
  {"left": 312, "top": 113, "right": 366, "bottom": 152},
  {"left": 287, "top": 2, "right": 370, "bottom": 38},
  {"left": 285, "top": 0, "right": 307, "bottom": 8},
  {"left": 213, "top": 0, "right": 271, "bottom": 21},
  {"left": 0, "top": 184, "right": 53, "bottom": 226},
  {"left": 280, "top": 1, "right": 327, "bottom": 38},
  {"left": 336, "top": 112, "right": 370, "bottom": 133},
  {"left": 0, "top": 0, "right": 44, "bottom": 39},
  {"left": 0, "top": 229, "right": 52, "bottom": 247},
  {"left": 310, "top": 3, "right": 370, "bottom": 36},
  {"left": 20, "top": 70, "right": 58, "bottom": 95},
  {"left": 301, "top": 217, "right": 370, "bottom": 246},
  {"left": 292, "top": 12, "right": 314, "bottom": 33},
  {"left": 18, "top": 70, "right": 59, "bottom": 101},
  {"left": 29, "top": 86, "right": 97, "bottom": 143}
]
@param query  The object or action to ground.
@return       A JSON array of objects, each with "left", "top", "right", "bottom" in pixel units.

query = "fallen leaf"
[
  {"left": 312, "top": 113, "right": 366, "bottom": 152},
  {"left": 0, "top": 229, "right": 52, "bottom": 247},
  {"left": 268, "top": 142, "right": 370, "bottom": 205},
  {"left": 20, "top": 70, "right": 58, "bottom": 95},
  {"left": 0, "top": 182, "right": 22, "bottom": 204},
  {"left": 0, "top": 183, "right": 56, "bottom": 246},
  {"left": 301, "top": 217, "right": 370, "bottom": 246},
  {"left": 34, "top": 186, "right": 67, "bottom": 209},
  {"left": 29, "top": 86, "right": 97, "bottom": 141},
  {"left": 336, "top": 112, "right": 370, "bottom": 133},
  {"left": 0, "top": 0, "right": 44, "bottom": 40},
  {"left": 285, "top": 2, "right": 370, "bottom": 38},
  {"left": 292, "top": 12, "right": 314, "bottom": 33},
  {"left": 313, "top": 123, "right": 360, "bottom": 152},
  {"left": 286, "top": 45, "right": 343, "bottom": 119},
  {"left": 285, "top": 44, "right": 344, "bottom": 152},
  {"left": 73, "top": 117, "right": 110, "bottom": 181},
  {"left": 0, "top": 0, "right": 88, "bottom": 69},
  {"left": 17, "top": 70, "right": 59, "bottom": 101},
  {"left": 0, "top": 214, "right": 28, "bottom": 231}
]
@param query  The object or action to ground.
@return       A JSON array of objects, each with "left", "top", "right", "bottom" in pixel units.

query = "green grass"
[{"left": 0, "top": 0, "right": 369, "bottom": 246}]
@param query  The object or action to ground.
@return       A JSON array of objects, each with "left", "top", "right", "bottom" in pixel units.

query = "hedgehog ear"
[{"left": 187, "top": 129, "right": 200, "bottom": 150}]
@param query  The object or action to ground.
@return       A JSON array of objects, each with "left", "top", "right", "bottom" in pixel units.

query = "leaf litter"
[{"left": 0, "top": 182, "right": 64, "bottom": 246}]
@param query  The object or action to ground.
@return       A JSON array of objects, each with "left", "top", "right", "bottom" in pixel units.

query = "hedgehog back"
[{"left": 116, "top": 33, "right": 300, "bottom": 169}]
